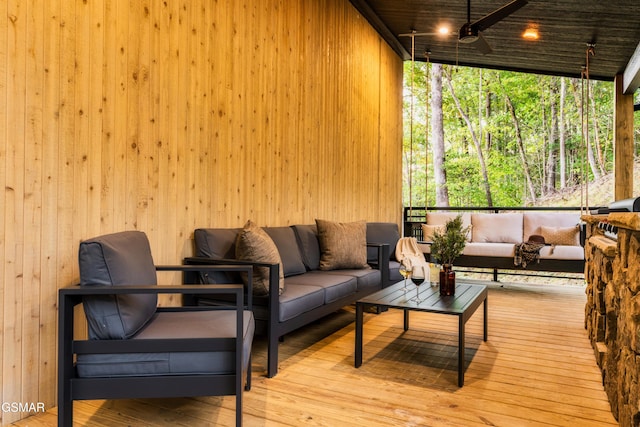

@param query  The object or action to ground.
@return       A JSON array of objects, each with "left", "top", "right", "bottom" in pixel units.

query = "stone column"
[{"left": 583, "top": 213, "right": 640, "bottom": 426}]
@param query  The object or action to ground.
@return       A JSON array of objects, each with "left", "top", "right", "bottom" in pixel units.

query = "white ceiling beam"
[{"left": 623, "top": 41, "right": 640, "bottom": 94}]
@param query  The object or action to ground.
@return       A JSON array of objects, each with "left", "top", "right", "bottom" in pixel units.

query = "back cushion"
[
  {"left": 291, "top": 224, "right": 321, "bottom": 271},
  {"left": 78, "top": 231, "right": 157, "bottom": 340},
  {"left": 193, "top": 228, "right": 242, "bottom": 284},
  {"left": 471, "top": 213, "right": 523, "bottom": 243},
  {"left": 264, "top": 227, "right": 307, "bottom": 277},
  {"left": 426, "top": 212, "right": 472, "bottom": 241},
  {"left": 194, "top": 228, "right": 241, "bottom": 259},
  {"left": 523, "top": 212, "right": 580, "bottom": 242},
  {"left": 366, "top": 222, "right": 400, "bottom": 262}
]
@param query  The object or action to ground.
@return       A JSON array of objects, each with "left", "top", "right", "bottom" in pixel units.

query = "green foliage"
[
  {"left": 430, "top": 215, "right": 469, "bottom": 266},
  {"left": 403, "top": 63, "right": 625, "bottom": 208}
]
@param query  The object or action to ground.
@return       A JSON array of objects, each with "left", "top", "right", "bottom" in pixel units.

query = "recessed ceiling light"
[
  {"left": 438, "top": 25, "right": 451, "bottom": 36},
  {"left": 523, "top": 27, "right": 539, "bottom": 40}
]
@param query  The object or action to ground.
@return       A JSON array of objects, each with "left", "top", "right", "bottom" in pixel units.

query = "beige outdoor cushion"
[
  {"left": 471, "top": 213, "right": 523, "bottom": 244},
  {"left": 523, "top": 212, "right": 580, "bottom": 242},
  {"left": 425, "top": 212, "right": 472, "bottom": 241},
  {"left": 421, "top": 224, "right": 445, "bottom": 243},
  {"left": 539, "top": 225, "right": 581, "bottom": 246},
  {"left": 315, "top": 219, "right": 369, "bottom": 271}
]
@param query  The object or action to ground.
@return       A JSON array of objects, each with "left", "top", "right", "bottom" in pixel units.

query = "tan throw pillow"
[
  {"left": 426, "top": 212, "right": 473, "bottom": 241},
  {"left": 315, "top": 219, "right": 370, "bottom": 271},
  {"left": 539, "top": 225, "right": 580, "bottom": 246},
  {"left": 235, "top": 220, "right": 285, "bottom": 296},
  {"left": 421, "top": 224, "right": 445, "bottom": 243}
]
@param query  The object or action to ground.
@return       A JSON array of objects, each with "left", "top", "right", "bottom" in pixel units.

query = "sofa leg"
[
  {"left": 58, "top": 398, "right": 72, "bottom": 427},
  {"left": 236, "top": 389, "right": 243, "bottom": 427},
  {"left": 267, "top": 336, "right": 279, "bottom": 378},
  {"left": 493, "top": 268, "right": 499, "bottom": 282}
]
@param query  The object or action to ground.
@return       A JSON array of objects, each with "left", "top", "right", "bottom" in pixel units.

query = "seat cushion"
[
  {"left": 539, "top": 245, "right": 584, "bottom": 260},
  {"left": 316, "top": 219, "right": 369, "bottom": 270},
  {"left": 324, "top": 269, "right": 381, "bottom": 293},
  {"left": 278, "top": 283, "right": 325, "bottom": 322},
  {"left": 78, "top": 231, "right": 158, "bottom": 340},
  {"left": 366, "top": 222, "right": 400, "bottom": 262},
  {"left": 462, "top": 242, "right": 516, "bottom": 257},
  {"left": 264, "top": 226, "right": 307, "bottom": 277},
  {"left": 76, "top": 310, "right": 255, "bottom": 377},
  {"left": 286, "top": 271, "right": 357, "bottom": 303}
]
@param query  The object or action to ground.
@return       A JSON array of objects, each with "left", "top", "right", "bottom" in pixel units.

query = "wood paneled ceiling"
[{"left": 350, "top": 0, "right": 640, "bottom": 81}]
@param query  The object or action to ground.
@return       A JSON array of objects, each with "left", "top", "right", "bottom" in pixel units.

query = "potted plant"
[{"left": 430, "top": 215, "right": 469, "bottom": 296}]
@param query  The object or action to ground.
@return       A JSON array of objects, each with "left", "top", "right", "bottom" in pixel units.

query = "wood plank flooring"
[{"left": 12, "top": 280, "right": 617, "bottom": 426}]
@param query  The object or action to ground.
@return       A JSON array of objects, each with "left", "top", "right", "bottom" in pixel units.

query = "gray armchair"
[{"left": 58, "top": 231, "right": 255, "bottom": 426}]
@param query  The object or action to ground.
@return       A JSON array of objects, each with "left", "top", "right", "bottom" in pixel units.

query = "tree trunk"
[
  {"left": 444, "top": 67, "right": 493, "bottom": 206},
  {"left": 559, "top": 77, "right": 567, "bottom": 188},
  {"left": 569, "top": 78, "right": 601, "bottom": 181},
  {"left": 588, "top": 85, "right": 606, "bottom": 176},
  {"left": 504, "top": 93, "right": 537, "bottom": 203},
  {"left": 545, "top": 81, "right": 558, "bottom": 195},
  {"left": 431, "top": 63, "right": 449, "bottom": 207}
]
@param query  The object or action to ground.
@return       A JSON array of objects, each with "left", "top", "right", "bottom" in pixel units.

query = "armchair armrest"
[
  {"left": 184, "top": 256, "right": 281, "bottom": 317},
  {"left": 58, "top": 283, "right": 248, "bottom": 363},
  {"left": 366, "top": 242, "right": 391, "bottom": 287},
  {"left": 60, "top": 284, "right": 247, "bottom": 353}
]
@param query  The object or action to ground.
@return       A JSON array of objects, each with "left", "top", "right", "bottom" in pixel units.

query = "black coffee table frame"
[{"left": 354, "top": 281, "right": 488, "bottom": 387}]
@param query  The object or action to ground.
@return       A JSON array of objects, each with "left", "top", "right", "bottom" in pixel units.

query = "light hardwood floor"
[{"left": 13, "top": 280, "right": 617, "bottom": 426}]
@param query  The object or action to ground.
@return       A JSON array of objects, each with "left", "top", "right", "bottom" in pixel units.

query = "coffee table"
[{"left": 354, "top": 280, "right": 488, "bottom": 387}]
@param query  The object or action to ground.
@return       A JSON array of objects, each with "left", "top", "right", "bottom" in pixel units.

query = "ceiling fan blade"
[
  {"left": 472, "top": 0, "right": 528, "bottom": 31},
  {"left": 472, "top": 33, "right": 493, "bottom": 54},
  {"left": 398, "top": 32, "right": 448, "bottom": 37}
]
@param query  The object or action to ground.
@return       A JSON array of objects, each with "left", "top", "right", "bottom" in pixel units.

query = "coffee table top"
[{"left": 357, "top": 280, "right": 487, "bottom": 315}]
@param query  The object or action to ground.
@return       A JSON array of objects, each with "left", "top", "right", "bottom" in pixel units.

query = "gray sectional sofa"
[{"left": 184, "top": 221, "right": 402, "bottom": 377}]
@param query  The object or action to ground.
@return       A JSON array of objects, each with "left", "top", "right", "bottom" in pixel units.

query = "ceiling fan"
[{"left": 459, "top": 0, "right": 528, "bottom": 54}]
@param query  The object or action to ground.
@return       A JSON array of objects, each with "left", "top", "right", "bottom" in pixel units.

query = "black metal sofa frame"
[
  {"left": 184, "top": 243, "right": 391, "bottom": 378},
  {"left": 58, "top": 263, "right": 254, "bottom": 427},
  {"left": 183, "top": 222, "right": 401, "bottom": 378}
]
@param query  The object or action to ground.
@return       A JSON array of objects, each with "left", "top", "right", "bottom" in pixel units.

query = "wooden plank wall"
[{"left": 0, "top": 0, "right": 403, "bottom": 423}]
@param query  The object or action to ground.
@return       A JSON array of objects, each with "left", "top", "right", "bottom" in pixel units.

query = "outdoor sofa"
[
  {"left": 413, "top": 211, "right": 585, "bottom": 277},
  {"left": 184, "top": 220, "right": 402, "bottom": 378}
]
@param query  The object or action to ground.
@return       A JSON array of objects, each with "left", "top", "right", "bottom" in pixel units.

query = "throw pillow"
[
  {"left": 426, "top": 212, "right": 473, "bottom": 241},
  {"left": 315, "top": 219, "right": 370, "bottom": 270},
  {"left": 421, "top": 224, "right": 445, "bottom": 243},
  {"left": 235, "top": 220, "right": 285, "bottom": 296},
  {"left": 539, "top": 225, "right": 580, "bottom": 246}
]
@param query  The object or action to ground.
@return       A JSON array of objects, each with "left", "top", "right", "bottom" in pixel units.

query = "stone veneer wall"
[{"left": 584, "top": 213, "right": 640, "bottom": 426}]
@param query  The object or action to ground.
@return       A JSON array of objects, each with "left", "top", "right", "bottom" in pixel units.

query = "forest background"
[{"left": 403, "top": 62, "right": 640, "bottom": 209}]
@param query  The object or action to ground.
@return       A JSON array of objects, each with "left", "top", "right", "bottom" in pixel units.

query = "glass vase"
[{"left": 439, "top": 264, "right": 456, "bottom": 296}]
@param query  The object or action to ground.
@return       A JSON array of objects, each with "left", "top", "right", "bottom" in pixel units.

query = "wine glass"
[
  {"left": 399, "top": 261, "right": 412, "bottom": 291},
  {"left": 411, "top": 265, "right": 426, "bottom": 304}
]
